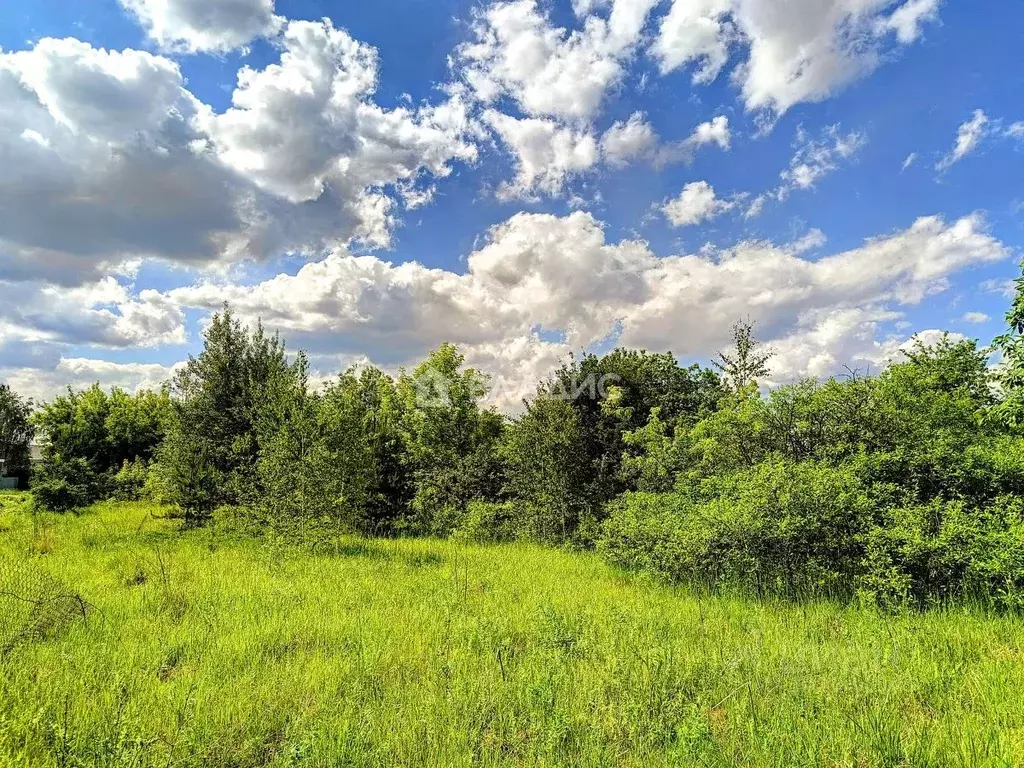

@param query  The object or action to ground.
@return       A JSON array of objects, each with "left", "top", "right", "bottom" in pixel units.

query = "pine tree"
[{"left": 159, "top": 306, "right": 290, "bottom": 521}]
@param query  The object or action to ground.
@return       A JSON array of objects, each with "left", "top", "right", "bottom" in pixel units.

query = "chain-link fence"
[{"left": 0, "top": 556, "right": 90, "bottom": 655}]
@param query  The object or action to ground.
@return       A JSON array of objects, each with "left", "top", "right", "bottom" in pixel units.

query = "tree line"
[{"left": 4, "top": 269, "right": 1024, "bottom": 608}]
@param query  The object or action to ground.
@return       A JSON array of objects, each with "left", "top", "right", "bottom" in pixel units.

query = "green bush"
[
  {"left": 31, "top": 457, "right": 103, "bottom": 513},
  {"left": 453, "top": 501, "right": 523, "bottom": 543},
  {"left": 861, "top": 497, "right": 1024, "bottom": 609},
  {"left": 112, "top": 458, "right": 151, "bottom": 501},
  {"left": 601, "top": 460, "right": 875, "bottom": 597},
  {"left": 603, "top": 457, "right": 1024, "bottom": 608}
]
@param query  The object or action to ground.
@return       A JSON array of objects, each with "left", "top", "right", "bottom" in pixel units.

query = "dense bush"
[
  {"left": 601, "top": 460, "right": 874, "bottom": 598},
  {"left": 452, "top": 501, "right": 524, "bottom": 543},
  {"left": 31, "top": 457, "right": 102, "bottom": 513},
  {"left": 112, "top": 458, "right": 152, "bottom": 502},
  {"left": 31, "top": 384, "right": 170, "bottom": 511},
  {"left": 861, "top": 497, "right": 1024, "bottom": 609}
]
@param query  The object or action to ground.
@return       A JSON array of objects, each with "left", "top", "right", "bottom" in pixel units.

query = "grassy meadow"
[{"left": 1, "top": 492, "right": 1023, "bottom": 767}]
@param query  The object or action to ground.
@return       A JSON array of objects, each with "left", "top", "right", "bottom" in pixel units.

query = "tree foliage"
[
  {"left": 31, "top": 384, "right": 170, "bottom": 510},
  {"left": 0, "top": 384, "right": 33, "bottom": 485},
  {"left": 712, "top": 318, "right": 774, "bottom": 392},
  {"left": 396, "top": 343, "right": 505, "bottom": 535},
  {"left": 159, "top": 308, "right": 290, "bottom": 523}
]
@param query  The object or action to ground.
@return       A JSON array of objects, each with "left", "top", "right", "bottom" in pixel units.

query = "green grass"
[{"left": 1, "top": 497, "right": 1023, "bottom": 767}]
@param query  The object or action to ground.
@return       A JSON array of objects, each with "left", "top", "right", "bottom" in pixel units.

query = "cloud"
[
  {"left": 0, "top": 29, "right": 480, "bottom": 286},
  {"left": 661, "top": 181, "right": 735, "bottom": 227},
  {"left": 484, "top": 111, "right": 600, "bottom": 199},
  {"left": 788, "top": 228, "right": 827, "bottom": 253},
  {"left": 157, "top": 210, "right": 1009, "bottom": 408},
  {"left": 875, "top": 0, "right": 941, "bottom": 43},
  {"left": 600, "top": 112, "right": 658, "bottom": 166},
  {"left": 651, "top": 0, "right": 732, "bottom": 83},
  {"left": 0, "top": 278, "right": 185, "bottom": 349},
  {"left": 601, "top": 113, "right": 732, "bottom": 169},
  {"left": 487, "top": 111, "right": 730, "bottom": 198},
  {"left": 1007, "top": 122, "right": 1024, "bottom": 139},
  {"left": 745, "top": 194, "right": 767, "bottom": 219},
  {"left": 456, "top": 0, "right": 658, "bottom": 122},
  {"left": 0, "top": 274, "right": 185, "bottom": 404},
  {"left": 982, "top": 278, "right": 1018, "bottom": 298},
  {"left": 651, "top": 115, "right": 731, "bottom": 166},
  {"left": 204, "top": 19, "right": 479, "bottom": 244},
  {"left": 119, "top": 0, "right": 282, "bottom": 53},
  {"left": 1, "top": 358, "right": 182, "bottom": 404},
  {"left": 0, "top": 38, "right": 244, "bottom": 284},
  {"left": 651, "top": 0, "right": 942, "bottom": 115},
  {"left": 961, "top": 311, "right": 990, "bottom": 324},
  {"left": 779, "top": 125, "right": 866, "bottom": 197},
  {"left": 901, "top": 152, "right": 917, "bottom": 171},
  {"left": 936, "top": 109, "right": 989, "bottom": 170},
  {"left": 766, "top": 306, "right": 903, "bottom": 382},
  {"left": 745, "top": 124, "right": 865, "bottom": 216}
]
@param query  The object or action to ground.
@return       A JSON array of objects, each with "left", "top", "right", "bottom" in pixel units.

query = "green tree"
[
  {"left": 0, "top": 384, "right": 34, "bottom": 486},
  {"left": 712, "top": 318, "right": 774, "bottom": 392},
  {"left": 254, "top": 351, "right": 325, "bottom": 524},
  {"left": 34, "top": 385, "right": 113, "bottom": 472},
  {"left": 159, "top": 307, "right": 291, "bottom": 521},
  {"left": 539, "top": 348, "right": 723, "bottom": 510},
  {"left": 31, "top": 384, "right": 171, "bottom": 508},
  {"left": 397, "top": 343, "right": 504, "bottom": 534},
  {"left": 322, "top": 366, "right": 411, "bottom": 533},
  {"left": 501, "top": 395, "right": 589, "bottom": 541},
  {"left": 992, "top": 265, "right": 1024, "bottom": 428}
]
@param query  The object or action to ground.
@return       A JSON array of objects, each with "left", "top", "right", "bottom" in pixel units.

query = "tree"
[
  {"left": 255, "top": 356, "right": 403, "bottom": 533},
  {"left": 397, "top": 343, "right": 504, "bottom": 534},
  {"left": 159, "top": 307, "right": 291, "bottom": 522},
  {"left": 322, "top": 366, "right": 412, "bottom": 533},
  {"left": 254, "top": 351, "right": 323, "bottom": 524},
  {"left": 712, "top": 318, "right": 774, "bottom": 392},
  {"left": 992, "top": 265, "right": 1024, "bottom": 428},
  {"left": 31, "top": 384, "right": 171, "bottom": 509},
  {"left": 501, "top": 395, "right": 589, "bottom": 541},
  {"left": 33, "top": 385, "right": 169, "bottom": 475},
  {"left": 538, "top": 348, "right": 723, "bottom": 510},
  {"left": 0, "top": 384, "right": 34, "bottom": 486}
]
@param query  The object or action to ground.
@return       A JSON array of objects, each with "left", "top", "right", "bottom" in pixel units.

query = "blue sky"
[{"left": 0, "top": 0, "right": 1022, "bottom": 408}]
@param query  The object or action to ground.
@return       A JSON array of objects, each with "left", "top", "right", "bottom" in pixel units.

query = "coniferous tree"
[{"left": 159, "top": 307, "right": 290, "bottom": 521}]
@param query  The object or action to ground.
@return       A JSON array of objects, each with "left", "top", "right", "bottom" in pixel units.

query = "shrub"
[
  {"left": 860, "top": 497, "right": 1024, "bottom": 609},
  {"left": 601, "top": 459, "right": 875, "bottom": 598},
  {"left": 31, "top": 457, "right": 102, "bottom": 513},
  {"left": 453, "top": 501, "right": 523, "bottom": 543},
  {"left": 113, "top": 459, "right": 151, "bottom": 501}
]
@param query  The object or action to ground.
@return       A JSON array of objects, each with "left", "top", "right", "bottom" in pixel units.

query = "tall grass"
[{"left": 1, "top": 496, "right": 1022, "bottom": 766}]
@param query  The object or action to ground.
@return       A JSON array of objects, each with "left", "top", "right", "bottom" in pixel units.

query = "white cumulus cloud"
[
  {"left": 652, "top": 0, "right": 942, "bottom": 116},
  {"left": 456, "top": 0, "right": 658, "bottom": 122},
  {"left": 119, "top": 0, "right": 283, "bottom": 53},
  {"left": 155, "top": 210, "right": 1009, "bottom": 410},
  {"left": 662, "top": 181, "right": 735, "bottom": 227}
]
